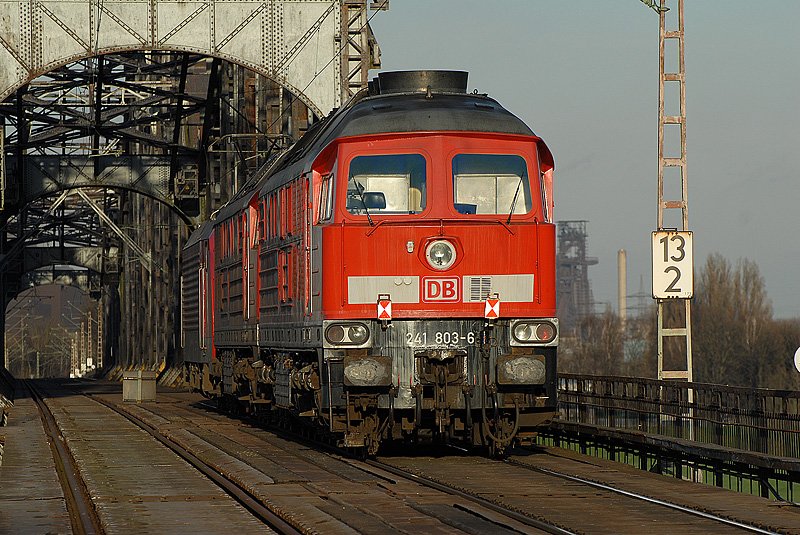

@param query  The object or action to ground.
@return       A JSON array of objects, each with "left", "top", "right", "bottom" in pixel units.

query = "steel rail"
[
  {"left": 90, "top": 396, "right": 302, "bottom": 535},
  {"left": 193, "top": 394, "right": 777, "bottom": 533},
  {"left": 141, "top": 392, "right": 784, "bottom": 533},
  {"left": 25, "top": 380, "right": 103, "bottom": 535},
  {"left": 193, "top": 397, "right": 575, "bottom": 535},
  {"left": 506, "top": 457, "right": 780, "bottom": 535},
  {"left": 365, "top": 458, "right": 577, "bottom": 535}
]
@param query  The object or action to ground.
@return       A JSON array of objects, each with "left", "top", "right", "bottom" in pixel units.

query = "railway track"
[
  {"left": 164, "top": 391, "right": 791, "bottom": 534},
  {"left": 505, "top": 456, "right": 778, "bottom": 535},
  {"left": 370, "top": 452, "right": 780, "bottom": 534},
  {"left": 25, "top": 380, "right": 796, "bottom": 534},
  {"left": 166, "top": 389, "right": 792, "bottom": 534},
  {"left": 377, "top": 450, "right": 788, "bottom": 534},
  {"left": 143, "top": 392, "right": 564, "bottom": 534},
  {"left": 360, "top": 458, "right": 574, "bottom": 535},
  {"left": 25, "top": 380, "right": 103, "bottom": 535},
  {"left": 27, "top": 380, "right": 293, "bottom": 534},
  {"left": 90, "top": 396, "right": 302, "bottom": 535},
  {"left": 192, "top": 397, "right": 571, "bottom": 533},
  {"left": 23, "top": 381, "right": 553, "bottom": 534}
]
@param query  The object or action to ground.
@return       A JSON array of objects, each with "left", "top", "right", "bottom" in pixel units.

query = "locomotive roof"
[
  {"left": 333, "top": 69, "right": 535, "bottom": 138},
  {"left": 259, "top": 89, "right": 539, "bottom": 188},
  {"left": 184, "top": 220, "right": 214, "bottom": 248},
  {"left": 324, "top": 91, "right": 535, "bottom": 140}
]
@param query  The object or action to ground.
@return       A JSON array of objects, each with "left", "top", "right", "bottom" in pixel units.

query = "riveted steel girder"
[
  {"left": 1, "top": 0, "right": 382, "bottom": 373},
  {"left": 0, "top": 0, "right": 349, "bottom": 117},
  {"left": 24, "top": 246, "right": 118, "bottom": 275}
]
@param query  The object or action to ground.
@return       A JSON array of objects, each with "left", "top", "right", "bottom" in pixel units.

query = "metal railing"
[{"left": 557, "top": 374, "right": 800, "bottom": 460}]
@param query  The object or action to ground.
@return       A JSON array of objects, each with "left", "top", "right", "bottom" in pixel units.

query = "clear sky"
[{"left": 370, "top": 1, "right": 800, "bottom": 319}]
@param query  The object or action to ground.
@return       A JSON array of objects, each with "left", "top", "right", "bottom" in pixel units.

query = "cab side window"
[{"left": 318, "top": 173, "right": 334, "bottom": 222}]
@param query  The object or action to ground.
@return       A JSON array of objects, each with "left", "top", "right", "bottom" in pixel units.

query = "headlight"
[
  {"left": 510, "top": 320, "right": 558, "bottom": 345},
  {"left": 326, "top": 324, "right": 346, "bottom": 344},
  {"left": 425, "top": 240, "right": 456, "bottom": 270},
  {"left": 513, "top": 322, "right": 535, "bottom": 342},
  {"left": 349, "top": 324, "right": 369, "bottom": 344},
  {"left": 324, "top": 322, "right": 371, "bottom": 347}
]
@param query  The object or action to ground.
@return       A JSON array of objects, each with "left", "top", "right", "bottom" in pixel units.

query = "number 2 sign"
[{"left": 652, "top": 231, "right": 693, "bottom": 299}]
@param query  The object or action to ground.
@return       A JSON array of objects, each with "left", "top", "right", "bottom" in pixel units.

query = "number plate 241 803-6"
[{"left": 399, "top": 321, "right": 483, "bottom": 348}]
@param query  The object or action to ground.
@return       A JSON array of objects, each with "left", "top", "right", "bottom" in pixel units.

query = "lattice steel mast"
[{"left": 654, "top": 0, "right": 693, "bottom": 383}]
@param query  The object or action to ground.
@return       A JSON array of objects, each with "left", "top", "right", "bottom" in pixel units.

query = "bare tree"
[
  {"left": 692, "top": 254, "right": 774, "bottom": 386},
  {"left": 557, "top": 253, "right": 799, "bottom": 389},
  {"left": 624, "top": 305, "right": 658, "bottom": 378},
  {"left": 559, "top": 308, "right": 624, "bottom": 375},
  {"left": 754, "top": 318, "right": 800, "bottom": 390}
]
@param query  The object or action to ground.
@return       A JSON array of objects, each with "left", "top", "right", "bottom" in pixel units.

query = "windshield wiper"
[
  {"left": 355, "top": 182, "right": 375, "bottom": 226},
  {"left": 506, "top": 177, "right": 524, "bottom": 224}
]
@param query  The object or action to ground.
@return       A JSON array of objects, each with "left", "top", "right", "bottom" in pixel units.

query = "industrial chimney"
[{"left": 618, "top": 249, "right": 627, "bottom": 331}]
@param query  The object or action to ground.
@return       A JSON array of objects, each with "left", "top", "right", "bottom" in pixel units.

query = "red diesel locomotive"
[{"left": 181, "top": 71, "right": 557, "bottom": 455}]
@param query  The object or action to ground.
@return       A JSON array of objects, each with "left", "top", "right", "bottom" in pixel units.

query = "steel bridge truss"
[
  {"left": 1, "top": 188, "right": 120, "bottom": 297},
  {"left": 2, "top": 52, "right": 233, "bottom": 214},
  {"left": 0, "top": 50, "right": 317, "bottom": 372},
  {"left": 1, "top": 1, "right": 383, "bottom": 375}
]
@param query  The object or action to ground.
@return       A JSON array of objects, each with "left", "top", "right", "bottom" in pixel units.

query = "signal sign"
[
  {"left": 484, "top": 297, "right": 500, "bottom": 319},
  {"left": 652, "top": 230, "right": 693, "bottom": 299},
  {"left": 377, "top": 298, "right": 392, "bottom": 320}
]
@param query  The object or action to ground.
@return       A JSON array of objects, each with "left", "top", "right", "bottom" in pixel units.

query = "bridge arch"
[
  {"left": 0, "top": 0, "right": 346, "bottom": 117},
  {"left": 17, "top": 174, "right": 199, "bottom": 228},
  {"left": 14, "top": 266, "right": 104, "bottom": 302},
  {"left": 0, "top": 0, "right": 380, "bottom": 372},
  {"left": 3, "top": 49, "right": 316, "bottom": 220},
  {"left": 7, "top": 46, "right": 323, "bottom": 119}
]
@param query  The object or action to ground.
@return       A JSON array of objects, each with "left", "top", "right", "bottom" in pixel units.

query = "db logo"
[{"left": 423, "top": 277, "right": 460, "bottom": 302}]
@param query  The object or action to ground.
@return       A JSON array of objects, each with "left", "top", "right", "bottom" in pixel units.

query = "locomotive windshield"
[
  {"left": 452, "top": 154, "right": 531, "bottom": 215},
  {"left": 346, "top": 154, "right": 427, "bottom": 215}
]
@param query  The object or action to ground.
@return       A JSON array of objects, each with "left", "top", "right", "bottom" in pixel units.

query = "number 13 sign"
[{"left": 652, "top": 231, "right": 693, "bottom": 299}]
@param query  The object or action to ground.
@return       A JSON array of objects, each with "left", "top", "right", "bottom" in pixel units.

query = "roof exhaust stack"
[{"left": 374, "top": 70, "right": 468, "bottom": 95}]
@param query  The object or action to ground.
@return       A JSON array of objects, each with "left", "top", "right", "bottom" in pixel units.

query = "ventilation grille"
[{"left": 468, "top": 276, "right": 492, "bottom": 302}]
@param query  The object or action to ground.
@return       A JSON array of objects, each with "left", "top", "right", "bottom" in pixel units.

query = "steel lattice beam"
[
  {"left": 1, "top": 1, "right": 383, "bottom": 373},
  {"left": 0, "top": 0, "right": 346, "bottom": 116}
]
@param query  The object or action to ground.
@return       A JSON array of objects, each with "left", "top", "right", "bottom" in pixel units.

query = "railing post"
[
  {"left": 607, "top": 380, "right": 615, "bottom": 429},
  {"left": 759, "top": 469, "right": 770, "bottom": 499},
  {"left": 714, "top": 389, "right": 724, "bottom": 447},
  {"left": 673, "top": 385, "right": 683, "bottom": 439},
  {"left": 758, "top": 416, "right": 768, "bottom": 455},
  {"left": 638, "top": 381, "right": 648, "bottom": 433},
  {"left": 578, "top": 378, "right": 587, "bottom": 424}
]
